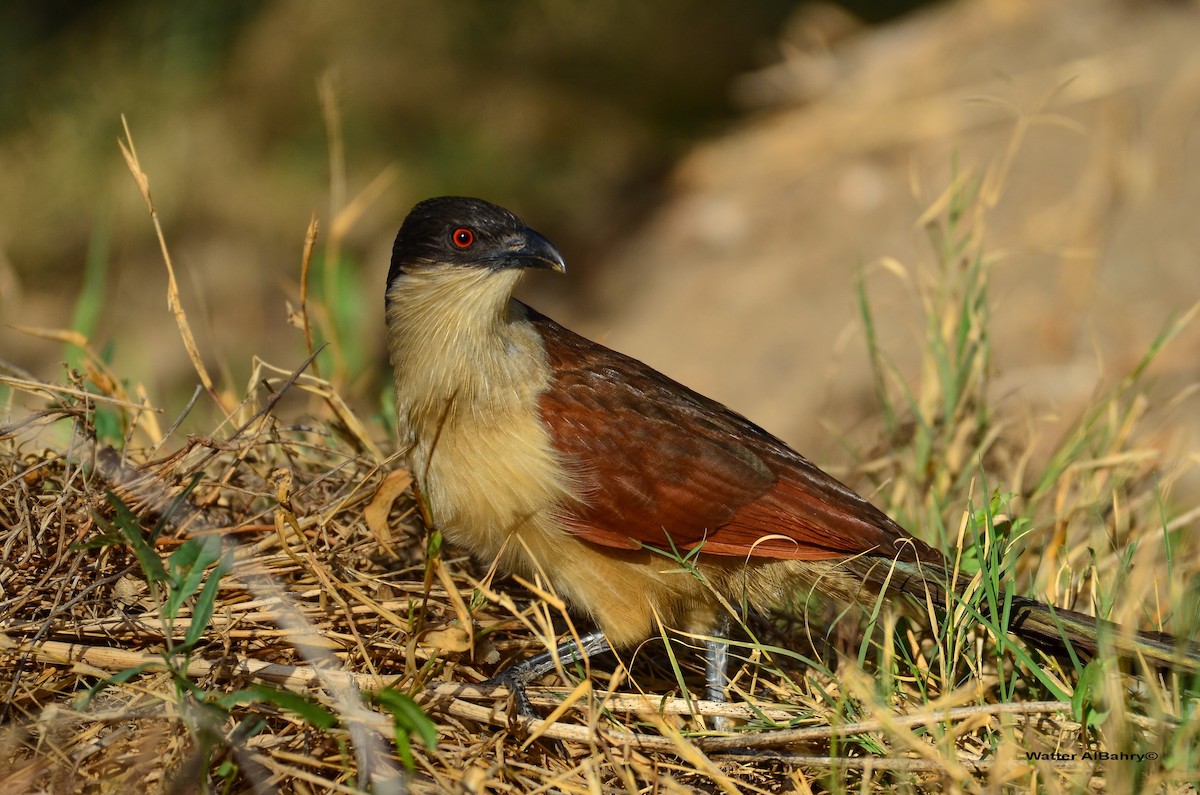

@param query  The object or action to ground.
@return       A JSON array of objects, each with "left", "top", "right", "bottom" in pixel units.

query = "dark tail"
[
  {"left": 1006, "top": 596, "right": 1200, "bottom": 673},
  {"left": 845, "top": 554, "right": 1200, "bottom": 673}
]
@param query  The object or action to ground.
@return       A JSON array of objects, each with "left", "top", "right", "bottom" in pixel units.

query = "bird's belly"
[{"left": 409, "top": 408, "right": 571, "bottom": 563}]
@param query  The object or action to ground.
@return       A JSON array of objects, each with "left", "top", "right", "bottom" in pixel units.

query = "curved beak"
[{"left": 504, "top": 228, "right": 566, "bottom": 273}]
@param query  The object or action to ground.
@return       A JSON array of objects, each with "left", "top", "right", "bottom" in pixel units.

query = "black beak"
[{"left": 503, "top": 228, "right": 566, "bottom": 273}]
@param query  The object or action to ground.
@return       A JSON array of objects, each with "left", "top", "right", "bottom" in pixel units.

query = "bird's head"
[{"left": 386, "top": 197, "right": 565, "bottom": 305}]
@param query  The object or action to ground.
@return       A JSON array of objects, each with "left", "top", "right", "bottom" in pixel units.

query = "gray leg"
[
  {"left": 704, "top": 614, "right": 732, "bottom": 703},
  {"left": 704, "top": 636, "right": 729, "bottom": 703},
  {"left": 484, "top": 629, "right": 612, "bottom": 716}
]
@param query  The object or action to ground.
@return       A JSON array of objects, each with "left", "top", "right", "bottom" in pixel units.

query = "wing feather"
[{"left": 529, "top": 308, "right": 923, "bottom": 562}]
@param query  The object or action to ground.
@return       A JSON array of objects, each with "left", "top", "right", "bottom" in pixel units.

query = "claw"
[{"left": 483, "top": 629, "right": 612, "bottom": 718}]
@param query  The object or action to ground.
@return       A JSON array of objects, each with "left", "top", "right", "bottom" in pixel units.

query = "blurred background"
[{"left": 2, "top": 0, "right": 1199, "bottom": 471}]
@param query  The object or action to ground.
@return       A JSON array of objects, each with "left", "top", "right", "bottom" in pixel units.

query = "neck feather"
[{"left": 385, "top": 267, "right": 540, "bottom": 425}]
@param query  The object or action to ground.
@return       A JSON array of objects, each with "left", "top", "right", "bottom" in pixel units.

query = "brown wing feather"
[{"left": 529, "top": 307, "right": 925, "bottom": 562}]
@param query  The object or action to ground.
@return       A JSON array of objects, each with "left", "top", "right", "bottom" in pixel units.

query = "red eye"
[{"left": 452, "top": 227, "right": 474, "bottom": 248}]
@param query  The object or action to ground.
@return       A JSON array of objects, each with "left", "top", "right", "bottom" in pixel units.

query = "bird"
[{"left": 384, "top": 196, "right": 1197, "bottom": 710}]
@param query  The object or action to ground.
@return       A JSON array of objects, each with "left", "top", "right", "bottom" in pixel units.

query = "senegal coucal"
[{"left": 385, "top": 196, "right": 1197, "bottom": 705}]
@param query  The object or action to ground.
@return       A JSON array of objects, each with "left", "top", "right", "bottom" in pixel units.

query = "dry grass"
[{"left": 2, "top": 124, "right": 1199, "bottom": 793}]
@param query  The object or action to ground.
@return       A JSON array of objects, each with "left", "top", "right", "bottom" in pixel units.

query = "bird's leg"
[
  {"left": 704, "top": 636, "right": 729, "bottom": 704},
  {"left": 703, "top": 614, "right": 732, "bottom": 730},
  {"left": 483, "top": 629, "right": 612, "bottom": 717}
]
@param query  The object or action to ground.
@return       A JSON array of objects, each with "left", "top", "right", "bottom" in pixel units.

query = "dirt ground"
[{"left": 528, "top": 0, "right": 1200, "bottom": 501}]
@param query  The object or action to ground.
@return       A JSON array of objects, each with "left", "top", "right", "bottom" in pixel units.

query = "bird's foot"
[
  {"left": 482, "top": 666, "right": 538, "bottom": 718},
  {"left": 482, "top": 629, "right": 613, "bottom": 719}
]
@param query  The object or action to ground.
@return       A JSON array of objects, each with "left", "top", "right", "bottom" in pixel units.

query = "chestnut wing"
[{"left": 529, "top": 308, "right": 913, "bottom": 561}]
